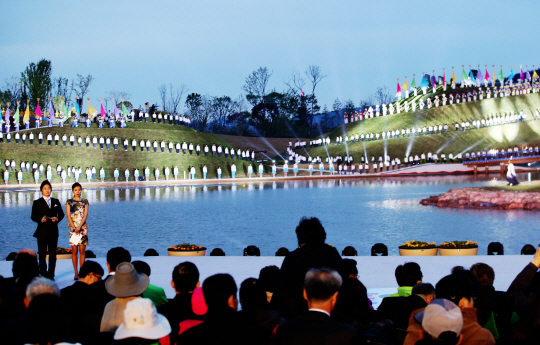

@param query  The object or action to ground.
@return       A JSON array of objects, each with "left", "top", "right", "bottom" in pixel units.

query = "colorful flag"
[
  {"left": 520, "top": 66, "right": 524, "bottom": 80},
  {"left": 452, "top": 70, "right": 456, "bottom": 84},
  {"left": 88, "top": 102, "right": 98, "bottom": 118},
  {"left": 35, "top": 102, "right": 42, "bottom": 119},
  {"left": 431, "top": 75, "right": 436, "bottom": 86},
  {"left": 122, "top": 103, "right": 129, "bottom": 116},
  {"left": 469, "top": 70, "right": 476, "bottom": 83},
  {"left": 526, "top": 70, "right": 531, "bottom": 81},
  {"left": 411, "top": 77, "right": 416, "bottom": 88},
  {"left": 402, "top": 80, "right": 408, "bottom": 90},
  {"left": 461, "top": 68, "right": 467, "bottom": 82},
  {"left": 420, "top": 75, "right": 428, "bottom": 88},
  {"left": 498, "top": 68, "right": 504, "bottom": 82},
  {"left": 485, "top": 69, "right": 490, "bottom": 81},
  {"left": 4, "top": 104, "right": 10, "bottom": 124},
  {"left": 508, "top": 68, "right": 514, "bottom": 81},
  {"left": 48, "top": 99, "right": 54, "bottom": 121},
  {"left": 477, "top": 69, "right": 483, "bottom": 82},
  {"left": 23, "top": 103, "right": 30, "bottom": 123},
  {"left": 75, "top": 101, "right": 80, "bottom": 116},
  {"left": 443, "top": 71, "right": 446, "bottom": 85},
  {"left": 113, "top": 103, "right": 119, "bottom": 117},
  {"left": 63, "top": 102, "right": 70, "bottom": 119},
  {"left": 533, "top": 69, "right": 539, "bottom": 80},
  {"left": 100, "top": 102, "right": 105, "bottom": 116},
  {"left": 13, "top": 103, "right": 20, "bottom": 123}
]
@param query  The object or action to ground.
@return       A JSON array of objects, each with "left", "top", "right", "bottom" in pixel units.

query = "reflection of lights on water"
[{"left": 528, "top": 173, "right": 531, "bottom": 182}]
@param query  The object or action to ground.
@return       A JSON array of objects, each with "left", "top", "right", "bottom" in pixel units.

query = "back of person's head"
[
  {"left": 239, "top": 278, "right": 268, "bottom": 311},
  {"left": 295, "top": 217, "right": 326, "bottom": 246},
  {"left": 342, "top": 246, "right": 357, "bottom": 256},
  {"left": 436, "top": 274, "right": 474, "bottom": 305},
  {"left": 209, "top": 248, "right": 225, "bottom": 256},
  {"left": 107, "top": 247, "right": 131, "bottom": 272},
  {"left": 79, "top": 260, "right": 104, "bottom": 279},
  {"left": 412, "top": 282, "right": 435, "bottom": 296},
  {"left": 172, "top": 261, "right": 199, "bottom": 293},
  {"left": 333, "top": 278, "right": 370, "bottom": 321},
  {"left": 415, "top": 299, "right": 463, "bottom": 345},
  {"left": 304, "top": 267, "right": 342, "bottom": 302},
  {"left": 25, "top": 294, "right": 68, "bottom": 345},
  {"left": 132, "top": 260, "right": 151, "bottom": 277},
  {"left": 258, "top": 265, "right": 280, "bottom": 293},
  {"left": 202, "top": 273, "right": 237, "bottom": 311},
  {"left": 26, "top": 277, "right": 60, "bottom": 303},
  {"left": 470, "top": 263, "right": 495, "bottom": 286},
  {"left": 12, "top": 252, "right": 39, "bottom": 279},
  {"left": 144, "top": 248, "right": 159, "bottom": 256},
  {"left": 395, "top": 262, "right": 423, "bottom": 287},
  {"left": 342, "top": 258, "right": 358, "bottom": 278}
]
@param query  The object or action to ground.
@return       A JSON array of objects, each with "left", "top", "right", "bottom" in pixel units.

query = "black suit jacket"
[
  {"left": 276, "top": 310, "right": 362, "bottom": 345},
  {"left": 31, "top": 197, "right": 65, "bottom": 238},
  {"left": 377, "top": 294, "right": 427, "bottom": 330}
]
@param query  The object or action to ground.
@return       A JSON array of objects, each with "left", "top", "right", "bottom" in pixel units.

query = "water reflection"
[{"left": 1, "top": 174, "right": 537, "bottom": 207}]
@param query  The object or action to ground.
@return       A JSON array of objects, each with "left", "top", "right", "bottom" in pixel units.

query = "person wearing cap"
[
  {"left": 413, "top": 299, "right": 463, "bottom": 345},
  {"left": 100, "top": 262, "right": 150, "bottom": 333},
  {"left": 114, "top": 298, "right": 171, "bottom": 344},
  {"left": 31, "top": 180, "right": 65, "bottom": 279},
  {"left": 158, "top": 261, "right": 202, "bottom": 345},
  {"left": 404, "top": 274, "right": 495, "bottom": 345}
]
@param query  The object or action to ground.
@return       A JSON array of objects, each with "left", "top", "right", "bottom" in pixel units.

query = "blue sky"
[{"left": 2, "top": 0, "right": 539, "bottom": 111}]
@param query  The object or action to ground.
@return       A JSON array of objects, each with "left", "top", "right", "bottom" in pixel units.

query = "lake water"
[{"left": 1, "top": 173, "right": 538, "bottom": 258}]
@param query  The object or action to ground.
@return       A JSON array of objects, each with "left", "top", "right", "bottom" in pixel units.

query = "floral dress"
[{"left": 66, "top": 198, "right": 89, "bottom": 246}]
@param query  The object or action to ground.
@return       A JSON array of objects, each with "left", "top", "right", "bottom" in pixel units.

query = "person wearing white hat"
[{"left": 413, "top": 299, "right": 463, "bottom": 344}]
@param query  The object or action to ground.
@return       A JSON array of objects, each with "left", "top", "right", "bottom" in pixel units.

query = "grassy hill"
[
  {"left": 307, "top": 92, "right": 540, "bottom": 160},
  {"left": 0, "top": 123, "right": 275, "bottom": 184}
]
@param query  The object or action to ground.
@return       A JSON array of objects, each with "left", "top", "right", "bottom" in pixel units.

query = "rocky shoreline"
[{"left": 420, "top": 187, "right": 540, "bottom": 210}]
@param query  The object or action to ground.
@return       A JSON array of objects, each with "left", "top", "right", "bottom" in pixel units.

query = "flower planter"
[
  {"left": 168, "top": 249, "right": 207, "bottom": 256},
  {"left": 438, "top": 248, "right": 478, "bottom": 256},
  {"left": 399, "top": 248, "right": 438, "bottom": 256},
  {"left": 46, "top": 253, "right": 72, "bottom": 260}
]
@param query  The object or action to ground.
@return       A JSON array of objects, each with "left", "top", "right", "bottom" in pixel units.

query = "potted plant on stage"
[
  {"left": 168, "top": 243, "right": 207, "bottom": 256},
  {"left": 399, "top": 241, "right": 438, "bottom": 256},
  {"left": 46, "top": 247, "right": 73, "bottom": 260},
  {"left": 438, "top": 241, "right": 478, "bottom": 256}
]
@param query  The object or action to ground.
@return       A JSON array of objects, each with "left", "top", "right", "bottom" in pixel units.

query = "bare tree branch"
[
  {"left": 167, "top": 83, "right": 188, "bottom": 114},
  {"left": 305, "top": 65, "right": 327, "bottom": 95}
]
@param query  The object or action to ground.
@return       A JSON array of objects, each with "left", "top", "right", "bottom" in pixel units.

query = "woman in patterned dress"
[{"left": 66, "top": 182, "right": 89, "bottom": 280}]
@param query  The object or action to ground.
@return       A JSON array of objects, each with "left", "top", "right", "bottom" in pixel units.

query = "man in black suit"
[
  {"left": 31, "top": 180, "right": 64, "bottom": 279},
  {"left": 276, "top": 268, "right": 363, "bottom": 345},
  {"left": 272, "top": 217, "right": 345, "bottom": 320}
]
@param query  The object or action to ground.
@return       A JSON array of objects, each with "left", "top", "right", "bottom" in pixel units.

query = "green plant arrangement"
[
  {"left": 399, "top": 241, "right": 437, "bottom": 249},
  {"left": 168, "top": 243, "right": 206, "bottom": 251},
  {"left": 439, "top": 241, "right": 478, "bottom": 249}
]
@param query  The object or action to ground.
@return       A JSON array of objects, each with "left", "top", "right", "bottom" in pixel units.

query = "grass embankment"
[
  {"left": 0, "top": 123, "right": 274, "bottom": 184},
  {"left": 307, "top": 93, "right": 540, "bottom": 160},
  {"left": 481, "top": 182, "right": 540, "bottom": 193}
]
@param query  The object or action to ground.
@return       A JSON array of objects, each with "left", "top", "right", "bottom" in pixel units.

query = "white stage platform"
[{"left": 0, "top": 255, "right": 533, "bottom": 309}]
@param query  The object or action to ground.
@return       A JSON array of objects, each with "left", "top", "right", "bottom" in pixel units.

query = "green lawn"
[{"left": 0, "top": 122, "right": 272, "bottom": 184}]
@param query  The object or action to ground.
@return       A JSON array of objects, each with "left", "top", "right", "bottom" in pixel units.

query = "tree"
[
  {"left": 373, "top": 86, "right": 391, "bottom": 106},
  {"left": 305, "top": 65, "right": 326, "bottom": 137},
  {"left": 4, "top": 76, "right": 23, "bottom": 106},
  {"left": 53, "top": 77, "right": 74, "bottom": 108},
  {"left": 321, "top": 105, "right": 333, "bottom": 132},
  {"left": 332, "top": 98, "right": 343, "bottom": 125},
  {"left": 157, "top": 84, "right": 167, "bottom": 112},
  {"left": 21, "top": 59, "right": 52, "bottom": 109},
  {"left": 209, "top": 96, "right": 239, "bottom": 133},
  {"left": 168, "top": 83, "right": 188, "bottom": 114},
  {"left": 72, "top": 74, "right": 94, "bottom": 111},
  {"left": 243, "top": 67, "right": 272, "bottom": 106},
  {"left": 105, "top": 90, "right": 131, "bottom": 111},
  {"left": 343, "top": 99, "right": 355, "bottom": 123},
  {"left": 186, "top": 93, "right": 213, "bottom": 132}
]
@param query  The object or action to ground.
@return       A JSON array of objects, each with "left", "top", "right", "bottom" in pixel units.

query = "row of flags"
[
  {"left": 397, "top": 65, "right": 540, "bottom": 96},
  {"left": 3, "top": 98, "right": 130, "bottom": 124}
]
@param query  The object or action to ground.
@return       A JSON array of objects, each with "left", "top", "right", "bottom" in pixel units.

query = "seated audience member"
[
  {"left": 61, "top": 260, "right": 104, "bottom": 311},
  {"left": 506, "top": 246, "right": 540, "bottom": 343},
  {"left": 177, "top": 273, "right": 262, "bottom": 345},
  {"left": 113, "top": 298, "right": 171, "bottom": 345},
  {"left": 272, "top": 217, "right": 345, "bottom": 319},
  {"left": 258, "top": 265, "right": 280, "bottom": 303},
  {"left": 388, "top": 262, "right": 423, "bottom": 297},
  {"left": 101, "top": 262, "right": 149, "bottom": 333},
  {"left": 404, "top": 273, "right": 495, "bottom": 345},
  {"left": 470, "top": 262, "right": 511, "bottom": 339},
  {"left": 414, "top": 299, "right": 463, "bottom": 345},
  {"left": 342, "top": 258, "right": 358, "bottom": 279},
  {"left": 238, "top": 278, "right": 284, "bottom": 336},
  {"left": 3, "top": 252, "right": 39, "bottom": 317},
  {"left": 132, "top": 260, "right": 167, "bottom": 307},
  {"left": 89, "top": 247, "right": 131, "bottom": 317},
  {"left": 25, "top": 294, "right": 77, "bottom": 345},
  {"left": 158, "top": 261, "right": 201, "bottom": 345},
  {"left": 377, "top": 282, "right": 435, "bottom": 330},
  {"left": 276, "top": 268, "right": 367, "bottom": 345}
]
